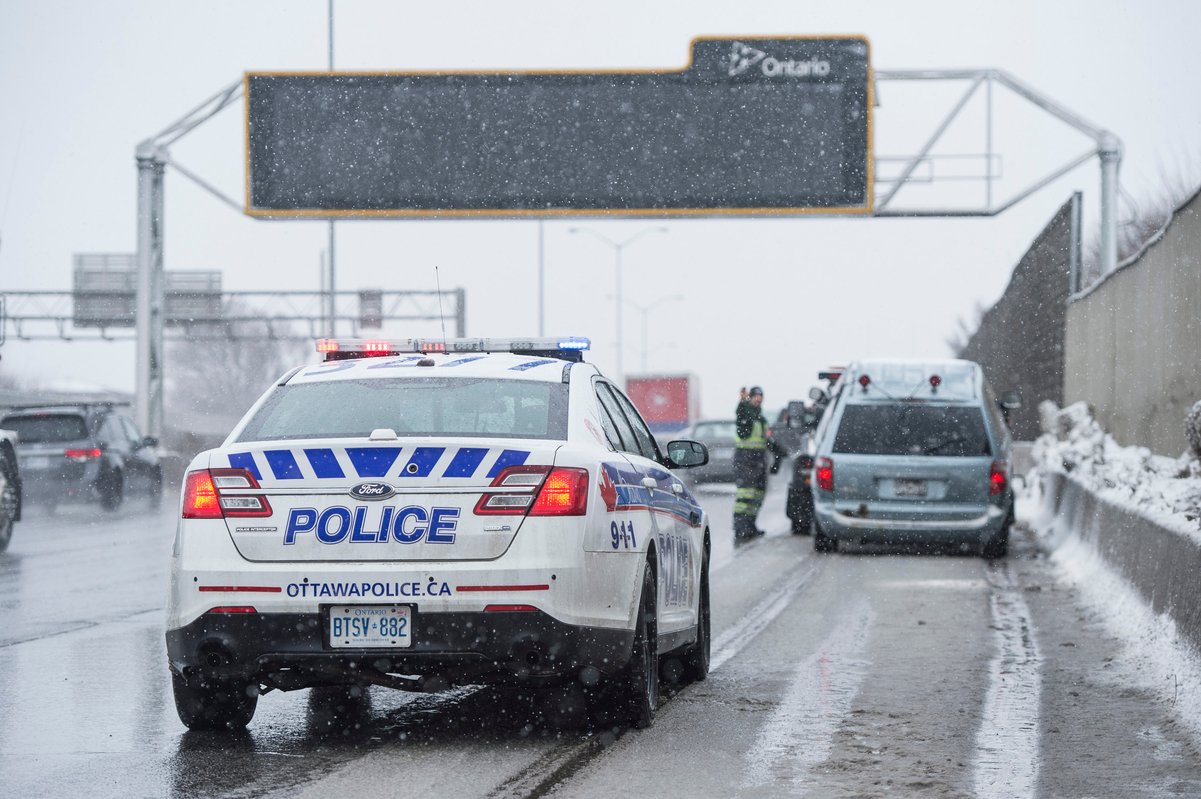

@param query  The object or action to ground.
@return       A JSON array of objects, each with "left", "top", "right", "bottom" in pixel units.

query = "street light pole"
[
  {"left": 627, "top": 294, "right": 684, "bottom": 372},
  {"left": 568, "top": 226, "right": 667, "bottom": 384}
]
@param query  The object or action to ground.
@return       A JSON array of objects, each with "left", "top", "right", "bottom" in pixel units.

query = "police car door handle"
[
  {"left": 640, "top": 477, "right": 658, "bottom": 489},
  {"left": 671, "top": 482, "right": 684, "bottom": 494}
]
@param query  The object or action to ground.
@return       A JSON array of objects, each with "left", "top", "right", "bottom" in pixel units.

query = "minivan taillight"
[
  {"left": 182, "top": 468, "right": 272, "bottom": 519},
  {"left": 64, "top": 448, "right": 102, "bottom": 463},
  {"left": 815, "top": 457, "right": 834, "bottom": 492},
  {"left": 989, "top": 459, "right": 1008, "bottom": 496}
]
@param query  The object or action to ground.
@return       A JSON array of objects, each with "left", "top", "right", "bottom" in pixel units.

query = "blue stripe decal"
[
  {"left": 304, "top": 448, "right": 345, "bottom": 479},
  {"left": 227, "top": 452, "right": 261, "bottom": 481},
  {"left": 509, "top": 359, "right": 556, "bottom": 371},
  {"left": 346, "top": 447, "right": 402, "bottom": 478},
  {"left": 486, "top": 449, "right": 530, "bottom": 478},
  {"left": 365, "top": 356, "right": 424, "bottom": 370},
  {"left": 443, "top": 447, "right": 489, "bottom": 478},
  {"left": 264, "top": 449, "right": 303, "bottom": 480},
  {"left": 401, "top": 447, "right": 445, "bottom": 477},
  {"left": 441, "top": 356, "right": 486, "bottom": 367}
]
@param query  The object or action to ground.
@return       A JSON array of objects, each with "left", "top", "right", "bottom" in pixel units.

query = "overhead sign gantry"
[{"left": 243, "top": 37, "right": 873, "bottom": 217}]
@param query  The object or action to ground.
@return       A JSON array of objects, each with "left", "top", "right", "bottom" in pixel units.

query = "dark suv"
[{"left": 0, "top": 403, "right": 162, "bottom": 512}]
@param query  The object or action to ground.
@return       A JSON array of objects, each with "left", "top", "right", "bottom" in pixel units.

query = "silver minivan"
[{"left": 809, "top": 359, "right": 1014, "bottom": 558}]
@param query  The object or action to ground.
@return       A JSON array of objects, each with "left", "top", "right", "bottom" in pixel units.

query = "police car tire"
[
  {"left": 621, "top": 566, "right": 659, "bottom": 729},
  {"left": 171, "top": 672, "right": 258, "bottom": 731},
  {"left": 98, "top": 470, "right": 124, "bottom": 512},
  {"left": 682, "top": 551, "right": 710, "bottom": 683}
]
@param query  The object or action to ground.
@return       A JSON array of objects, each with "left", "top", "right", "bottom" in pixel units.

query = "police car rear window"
[
  {"left": 0, "top": 414, "right": 89, "bottom": 443},
  {"left": 832, "top": 404, "right": 992, "bottom": 457},
  {"left": 236, "top": 378, "right": 569, "bottom": 442}
]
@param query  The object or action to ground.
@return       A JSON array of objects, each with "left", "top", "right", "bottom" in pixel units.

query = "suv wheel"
[
  {"left": 814, "top": 526, "right": 838, "bottom": 553},
  {"left": 621, "top": 565, "right": 659, "bottom": 728},
  {"left": 147, "top": 467, "right": 163, "bottom": 511},
  {"left": 0, "top": 468, "right": 17, "bottom": 554},
  {"left": 171, "top": 671, "right": 258, "bottom": 730},
  {"left": 98, "top": 470, "right": 124, "bottom": 511}
]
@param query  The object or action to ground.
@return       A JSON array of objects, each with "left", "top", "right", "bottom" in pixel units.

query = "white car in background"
[{"left": 166, "top": 337, "right": 712, "bottom": 730}]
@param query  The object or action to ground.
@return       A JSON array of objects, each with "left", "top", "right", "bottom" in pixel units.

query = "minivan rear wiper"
[{"left": 922, "top": 434, "right": 966, "bottom": 455}]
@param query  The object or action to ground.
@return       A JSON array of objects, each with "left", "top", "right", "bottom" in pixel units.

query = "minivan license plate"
[
  {"left": 894, "top": 479, "right": 927, "bottom": 497},
  {"left": 327, "top": 605, "right": 412, "bottom": 649}
]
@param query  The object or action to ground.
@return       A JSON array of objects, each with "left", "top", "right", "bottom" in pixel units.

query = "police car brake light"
[
  {"left": 529, "top": 467, "right": 589, "bottom": 516},
  {"left": 182, "top": 468, "right": 273, "bottom": 519}
]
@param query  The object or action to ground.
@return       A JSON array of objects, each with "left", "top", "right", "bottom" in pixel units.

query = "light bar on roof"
[{"left": 315, "top": 337, "right": 591, "bottom": 361}]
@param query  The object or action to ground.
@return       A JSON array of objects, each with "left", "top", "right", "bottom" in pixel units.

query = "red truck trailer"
[{"left": 624, "top": 373, "right": 701, "bottom": 437}]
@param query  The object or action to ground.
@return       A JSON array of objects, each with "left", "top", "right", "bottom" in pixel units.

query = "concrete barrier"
[{"left": 1035, "top": 471, "right": 1201, "bottom": 654}]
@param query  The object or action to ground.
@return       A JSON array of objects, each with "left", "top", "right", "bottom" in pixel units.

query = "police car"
[{"left": 166, "top": 337, "right": 712, "bottom": 730}]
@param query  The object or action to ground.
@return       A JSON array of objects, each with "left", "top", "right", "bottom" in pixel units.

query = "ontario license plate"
[
  {"left": 894, "top": 479, "right": 927, "bottom": 497},
  {"left": 327, "top": 605, "right": 412, "bottom": 648}
]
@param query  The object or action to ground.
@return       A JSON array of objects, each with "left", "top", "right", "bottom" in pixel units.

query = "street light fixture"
[
  {"left": 619, "top": 294, "right": 685, "bottom": 373},
  {"left": 568, "top": 226, "right": 668, "bottom": 383}
]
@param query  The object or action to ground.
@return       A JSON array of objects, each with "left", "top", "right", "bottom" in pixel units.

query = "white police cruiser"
[{"left": 166, "top": 337, "right": 712, "bottom": 730}]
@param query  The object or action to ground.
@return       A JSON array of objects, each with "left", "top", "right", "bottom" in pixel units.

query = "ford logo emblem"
[{"left": 349, "top": 481, "right": 396, "bottom": 501}]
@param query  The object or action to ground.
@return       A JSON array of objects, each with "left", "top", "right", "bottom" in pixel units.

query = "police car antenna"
[{"left": 435, "top": 266, "right": 448, "bottom": 346}]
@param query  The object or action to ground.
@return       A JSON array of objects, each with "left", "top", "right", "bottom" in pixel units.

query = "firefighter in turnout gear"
[{"left": 733, "top": 386, "right": 785, "bottom": 541}]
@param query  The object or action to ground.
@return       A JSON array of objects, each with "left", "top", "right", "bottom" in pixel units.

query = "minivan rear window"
[
  {"left": 237, "top": 378, "right": 569, "bottom": 442},
  {"left": 0, "top": 414, "right": 89, "bottom": 444},
  {"left": 832, "top": 404, "right": 991, "bottom": 457}
]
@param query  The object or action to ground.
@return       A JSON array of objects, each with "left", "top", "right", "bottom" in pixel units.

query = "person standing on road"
[{"left": 733, "top": 386, "right": 784, "bottom": 542}]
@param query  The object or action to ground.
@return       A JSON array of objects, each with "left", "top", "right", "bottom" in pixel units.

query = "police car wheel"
[
  {"left": 171, "top": 671, "right": 258, "bottom": 731},
  {"left": 621, "top": 566, "right": 659, "bottom": 729},
  {"left": 682, "top": 550, "right": 710, "bottom": 683}
]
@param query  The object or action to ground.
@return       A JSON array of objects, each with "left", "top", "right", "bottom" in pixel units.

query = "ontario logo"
[{"left": 725, "top": 41, "right": 831, "bottom": 79}]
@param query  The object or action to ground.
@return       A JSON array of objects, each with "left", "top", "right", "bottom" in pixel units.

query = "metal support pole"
[
  {"left": 135, "top": 145, "right": 166, "bottom": 439},
  {"left": 455, "top": 288, "right": 466, "bottom": 337},
  {"left": 1068, "top": 190, "right": 1083, "bottom": 294},
  {"left": 985, "top": 74, "right": 993, "bottom": 211},
  {"left": 537, "top": 220, "right": 545, "bottom": 336},
  {"left": 614, "top": 245, "right": 623, "bottom": 385},
  {"left": 327, "top": 222, "right": 336, "bottom": 335},
  {"left": 1098, "top": 132, "right": 1122, "bottom": 275}
]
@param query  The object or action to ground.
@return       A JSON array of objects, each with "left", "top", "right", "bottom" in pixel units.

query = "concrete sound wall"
[
  {"left": 1034, "top": 471, "right": 1201, "bottom": 654},
  {"left": 960, "top": 198, "right": 1076, "bottom": 440},
  {"left": 1064, "top": 189, "right": 1201, "bottom": 456}
]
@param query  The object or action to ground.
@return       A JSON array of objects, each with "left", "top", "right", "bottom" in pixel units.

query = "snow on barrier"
[{"left": 1026, "top": 401, "right": 1201, "bottom": 654}]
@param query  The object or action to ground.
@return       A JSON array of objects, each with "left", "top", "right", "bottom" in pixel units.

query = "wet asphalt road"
[{"left": 1, "top": 473, "right": 1199, "bottom": 798}]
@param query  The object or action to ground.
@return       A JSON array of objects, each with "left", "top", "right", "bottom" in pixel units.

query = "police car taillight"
[
  {"left": 474, "top": 466, "right": 550, "bottom": 515},
  {"left": 529, "top": 467, "right": 589, "bottom": 516},
  {"left": 474, "top": 465, "right": 588, "bottom": 516},
  {"left": 182, "top": 468, "right": 273, "bottom": 519}
]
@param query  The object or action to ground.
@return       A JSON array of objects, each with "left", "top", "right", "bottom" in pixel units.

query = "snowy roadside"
[
  {"left": 1024, "top": 400, "right": 1201, "bottom": 542},
  {"left": 1017, "top": 401, "right": 1201, "bottom": 746}
]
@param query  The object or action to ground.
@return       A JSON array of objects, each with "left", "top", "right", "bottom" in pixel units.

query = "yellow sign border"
[{"left": 243, "top": 35, "right": 874, "bottom": 219}]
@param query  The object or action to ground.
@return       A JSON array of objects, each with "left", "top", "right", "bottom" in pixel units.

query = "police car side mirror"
[{"left": 666, "top": 439, "right": 709, "bottom": 469}]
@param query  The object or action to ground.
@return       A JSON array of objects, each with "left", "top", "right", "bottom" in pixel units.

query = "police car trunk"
[{"left": 188, "top": 344, "right": 579, "bottom": 563}]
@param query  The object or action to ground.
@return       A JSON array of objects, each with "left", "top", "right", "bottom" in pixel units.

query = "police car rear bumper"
[{"left": 165, "top": 609, "right": 635, "bottom": 690}]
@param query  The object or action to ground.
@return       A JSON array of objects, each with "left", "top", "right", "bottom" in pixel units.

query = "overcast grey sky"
[{"left": 1, "top": 0, "right": 1197, "bottom": 419}]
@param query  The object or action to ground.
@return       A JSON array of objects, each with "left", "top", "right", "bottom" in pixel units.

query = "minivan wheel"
[
  {"left": 620, "top": 566, "right": 659, "bottom": 729},
  {"left": 171, "top": 671, "right": 258, "bottom": 730},
  {"left": 814, "top": 529, "right": 837, "bottom": 553}
]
